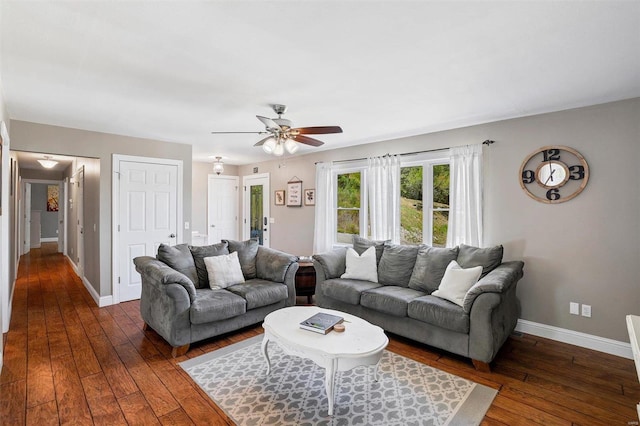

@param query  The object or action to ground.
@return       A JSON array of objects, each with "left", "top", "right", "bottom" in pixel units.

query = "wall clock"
[{"left": 519, "top": 146, "right": 589, "bottom": 204}]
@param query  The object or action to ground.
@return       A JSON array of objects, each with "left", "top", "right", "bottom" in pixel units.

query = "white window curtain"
[
  {"left": 368, "top": 155, "right": 401, "bottom": 243},
  {"left": 313, "top": 162, "right": 335, "bottom": 254},
  {"left": 446, "top": 144, "right": 483, "bottom": 247}
]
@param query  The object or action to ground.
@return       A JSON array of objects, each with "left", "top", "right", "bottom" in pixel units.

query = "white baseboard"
[
  {"left": 40, "top": 237, "right": 58, "bottom": 243},
  {"left": 65, "top": 255, "right": 113, "bottom": 308},
  {"left": 516, "top": 319, "right": 632, "bottom": 360}
]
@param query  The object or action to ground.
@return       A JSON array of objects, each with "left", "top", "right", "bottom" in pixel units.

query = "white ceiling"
[{"left": 1, "top": 2, "right": 639, "bottom": 165}]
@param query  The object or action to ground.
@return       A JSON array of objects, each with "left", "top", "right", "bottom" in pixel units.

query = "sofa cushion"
[
  {"left": 189, "top": 242, "right": 229, "bottom": 288},
  {"left": 377, "top": 243, "right": 420, "bottom": 287},
  {"left": 156, "top": 243, "right": 199, "bottom": 286},
  {"left": 204, "top": 252, "right": 245, "bottom": 289},
  {"left": 226, "top": 279, "right": 288, "bottom": 310},
  {"left": 457, "top": 244, "right": 503, "bottom": 278},
  {"left": 408, "top": 295, "right": 470, "bottom": 334},
  {"left": 190, "top": 288, "right": 246, "bottom": 324},
  {"left": 341, "top": 247, "right": 378, "bottom": 282},
  {"left": 353, "top": 235, "right": 388, "bottom": 265},
  {"left": 223, "top": 239, "right": 259, "bottom": 279},
  {"left": 320, "top": 278, "right": 382, "bottom": 305},
  {"left": 408, "top": 246, "right": 459, "bottom": 293},
  {"left": 361, "top": 286, "right": 426, "bottom": 317},
  {"left": 432, "top": 261, "right": 482, "bottom": 307}
]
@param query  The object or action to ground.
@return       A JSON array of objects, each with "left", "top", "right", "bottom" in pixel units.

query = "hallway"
[{"left": 0, "top": 243, "right": 240, "bottom": 425}]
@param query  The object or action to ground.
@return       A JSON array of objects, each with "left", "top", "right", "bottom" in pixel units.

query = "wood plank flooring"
[{"left": 1, "top": 243, "right": 638, "bottom": 425}]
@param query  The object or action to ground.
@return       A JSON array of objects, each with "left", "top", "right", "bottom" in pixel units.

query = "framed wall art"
[
  {"left": 275, "top": 190, "right": 285, "bottom": 206},
  {"left": 287, "top": 179, "right": 302, "bottom": 207},
  {"left": 304, "top": 188, "right": 315, "bottom": 206}
]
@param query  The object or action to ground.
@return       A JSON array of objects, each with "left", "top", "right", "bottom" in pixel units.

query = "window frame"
[
  {"left": 400, "top": 152, "right": 450, "bottom": 246},
  {"left": 332, "top": 164, "right": 367, "bottom": 247}
]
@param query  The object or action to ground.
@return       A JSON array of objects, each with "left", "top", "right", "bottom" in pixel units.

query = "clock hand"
[{"left": 544, "top": 168, "right": 556, "bottom": 185}]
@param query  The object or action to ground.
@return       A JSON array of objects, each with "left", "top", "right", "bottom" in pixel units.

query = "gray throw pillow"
[
  {"left": 408, "top": 246, "right": 459, "bottom": 293},
  {"left": 189, "top": 242, "right": 229, "bottom": 288},
  {"left": 223, "top": 239, "right": 259, "bottom": 279},
  {"left": 156, "top": 243, "right": 199, "bottom": 286},
  {"left": 377, "top": 243, "right": 420, "bottom": 287},
  {"left": 353, "top": 235, "right": 388, "bottom": 265},
  {"left": 457, "top": 244, "right": 503, "bottom": 278}
]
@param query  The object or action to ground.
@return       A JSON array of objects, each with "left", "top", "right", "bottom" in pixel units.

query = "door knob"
[{"left": 169, "top": 233, "right": 176, "bottom": 238}]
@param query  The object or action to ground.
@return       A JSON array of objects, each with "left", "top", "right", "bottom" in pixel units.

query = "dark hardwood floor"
[{"left": 1, "top": 243, "right": 638, "bottom": 425}]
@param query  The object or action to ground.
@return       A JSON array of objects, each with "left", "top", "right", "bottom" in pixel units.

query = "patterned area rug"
[{"left": 180, "top": 335, "right": 496, "bottom": 426}]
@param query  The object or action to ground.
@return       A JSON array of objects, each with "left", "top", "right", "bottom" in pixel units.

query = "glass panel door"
[
  {"left": 242, "top": 173, "right": 270, "bottom": 247},
  {"left": 249, "top": 184, "right": 264, "bottom": 245}
]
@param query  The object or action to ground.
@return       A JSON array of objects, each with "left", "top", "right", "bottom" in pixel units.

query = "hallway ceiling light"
[
  {"left": 37, "top": 156, "right": 58, "bottom": 169},
  {"left": 212, "top": 156, "right": 224, "bottom": 175}
]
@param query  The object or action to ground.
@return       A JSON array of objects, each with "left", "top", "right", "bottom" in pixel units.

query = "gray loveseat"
[
  {"left": 134, "top": 240, "right": 299, "bottom": 357},
  {"left": 313, "top": 238, "right": 524, "bottom": 370}
]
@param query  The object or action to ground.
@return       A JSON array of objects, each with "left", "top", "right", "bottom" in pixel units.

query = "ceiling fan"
[{"left": 211, "top": 104, "right": 343, "bottom": 156}]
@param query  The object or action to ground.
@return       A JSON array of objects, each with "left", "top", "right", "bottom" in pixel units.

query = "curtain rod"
[{"left": 315, "top": 139, "right": 494, "bottom": 165}]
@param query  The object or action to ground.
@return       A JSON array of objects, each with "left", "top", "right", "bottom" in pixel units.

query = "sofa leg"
[
  {"left": 142, "top": 322, "right": 150, "bottom": 331},
  {"left": 472, "top": 359, "right": 491, "bottom": 372},
  {"left": 171, "top": 344, "right": 190, "bottom": 358}
]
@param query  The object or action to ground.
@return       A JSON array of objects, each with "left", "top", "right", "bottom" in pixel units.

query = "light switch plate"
[
  {"left": 184, "top": 222, "right": 190, "bottom": 230},
  {"left": 581, "top": 304, "right": 592, "bottom": 318},
  {"left": 269, "top": 218, "right": 275, "bottom": 224},
  {"left": 570, "top": 302, "right": 579, "bottom": 315}
]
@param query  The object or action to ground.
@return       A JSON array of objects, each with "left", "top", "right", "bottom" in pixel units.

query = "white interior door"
[
  {"left": 207, "top": 175, "right": 239, "bottom": 244},
  {"left": 117, "top": 160, "right": 179, "bottom": 302},
  {"left": 243, "top": 173, "right": 270, "bottom": 248},
  {"left": 24, "top": 183, "right": 31, "bottom": 254}
]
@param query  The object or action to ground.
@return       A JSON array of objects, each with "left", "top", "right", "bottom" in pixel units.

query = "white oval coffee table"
[{"left": 262, "top": 306, "right": 389, "bottom": 416}]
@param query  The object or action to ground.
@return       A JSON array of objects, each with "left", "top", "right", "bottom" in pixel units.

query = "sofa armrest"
[
  {"left": 256, "top": 246, "right": 298, "bottom": 283},
  {"left": 134, "top": 256, "right": 197, "bottom": 303},
  {"left": 462, "top": 261, "right": 524, "bottom": 313},
  {"left": 312, "top": 248, "right": 347, "bottom": 280}
]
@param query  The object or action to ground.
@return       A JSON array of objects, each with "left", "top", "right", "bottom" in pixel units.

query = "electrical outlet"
[
  {"left": 184, "top": 222, "right": 190, "bottom": 230},
  {"left": 581, "top": 304, "right": 592, "bottom": 318},
  {"left": 570, "top": 302, "right": 580, "bottom": 315}
]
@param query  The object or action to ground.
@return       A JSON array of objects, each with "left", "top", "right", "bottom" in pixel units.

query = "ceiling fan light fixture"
[
  {"left": 284, "top": 138, "right": 299, "bottom": 154},
  {"left": 262, "top": 137, "right": 277, "bottom": 154},
  {"left": 38, "top": 155, "right": 58, "bottom": 169},
  {"left": 273, "top": 141, "right": 285, "bottom": 156},
  {"left": 212, "top": 156, "right": 224, "bottom": 175}
]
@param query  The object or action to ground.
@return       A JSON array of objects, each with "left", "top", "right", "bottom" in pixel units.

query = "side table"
[{"left": 295, "top": 261, "right": 316, "bottom": 305}]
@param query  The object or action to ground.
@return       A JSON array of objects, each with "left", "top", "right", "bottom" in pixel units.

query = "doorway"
[{"left": 242, "top": 173, "right": 270, "bottom": 247}]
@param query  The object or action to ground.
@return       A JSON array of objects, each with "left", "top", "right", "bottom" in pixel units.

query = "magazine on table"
[{"left": 300, "top": 312, "right": 344, "bottom": 334}]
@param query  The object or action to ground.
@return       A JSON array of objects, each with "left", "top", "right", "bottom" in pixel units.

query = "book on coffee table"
[{"left": 300, "top": 312, "right": 344, "bottom": 334}]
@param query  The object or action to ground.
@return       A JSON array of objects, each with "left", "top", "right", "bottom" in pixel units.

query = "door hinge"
[
  {"left": 244, "top": 186, "right": 247, "bottom": 191},
  {"left": 118, "top": 225, "right": 120, "bottom": 232},
  {"left": 118, "top": 277, "right": 120, "bottom": 284}
]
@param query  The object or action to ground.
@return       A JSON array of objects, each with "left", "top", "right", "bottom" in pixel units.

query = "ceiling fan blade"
[
  {"left": 293, "top": 126, "right": 343, "bottom": 135},
  {"left": 211, "top": 131, "right": 268, "bottom": 134},
  {"left": 256, "top": 115, "right": 281, "bottom": 130},
  {"left": 253, "top": 136, "right": 274, "bottom": 146},
  {"left": 293, "top": 134, "right": 325, "bottom": 147}
]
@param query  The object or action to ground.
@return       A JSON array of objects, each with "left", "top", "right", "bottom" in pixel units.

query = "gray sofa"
[
  {"left": 134, "top": 240, "right": 299, "bottom": 357},
  {"left": 313, "top": 238, "right": 524, "bottom": 370}
]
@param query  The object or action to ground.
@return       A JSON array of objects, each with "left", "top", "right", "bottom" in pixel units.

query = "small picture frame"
[
  {"left": 304, "top": 189, "right": 315, "bottom": 206},
  {"left": 287, "top": 180, "right": 303, "bottom": 207},
  {"left": 275, "top": 190, "right": 285, "bottom": 206}
]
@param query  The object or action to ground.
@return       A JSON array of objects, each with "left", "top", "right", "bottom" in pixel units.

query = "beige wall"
[
  {"left": 191, "top": 161, "right": 239, "bottom": 237},
  {"left": 9, "top": 120, "right": 192, "bottom": 298},
  {"left": 225, "top": 98, "right": 640, "bottom": 342}
]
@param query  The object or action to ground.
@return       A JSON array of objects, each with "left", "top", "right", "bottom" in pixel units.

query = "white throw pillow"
[
  {"left": 204, "top": 251, "right": 245, "bottom": 289},
  {"left": 341, "top": 247, "right": 378, "bottom": 282},
  {"left": 431, "top": 260, "right": 482, "bottom": 307}
]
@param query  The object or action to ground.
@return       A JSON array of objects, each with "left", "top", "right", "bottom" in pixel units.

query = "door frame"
[
  {"left": 21, "top": 179, "right": 64, "bottom": 255},
  {"left": 112, "top": 154, "right": 183, "bottom": 304},
  {"left": 207, "top": 174, "right": 239, "bottom": 244},
  {"left": 242, "top": 173, "right": 270, "bottom": 247}
]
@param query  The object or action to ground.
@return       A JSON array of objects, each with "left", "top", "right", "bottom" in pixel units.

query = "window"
[
  {"left": 336, "top": 171, "right": 363, "bottom": 244},
  {"left": 400, "top": 160, "right": 450, "bottom": 247}
]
